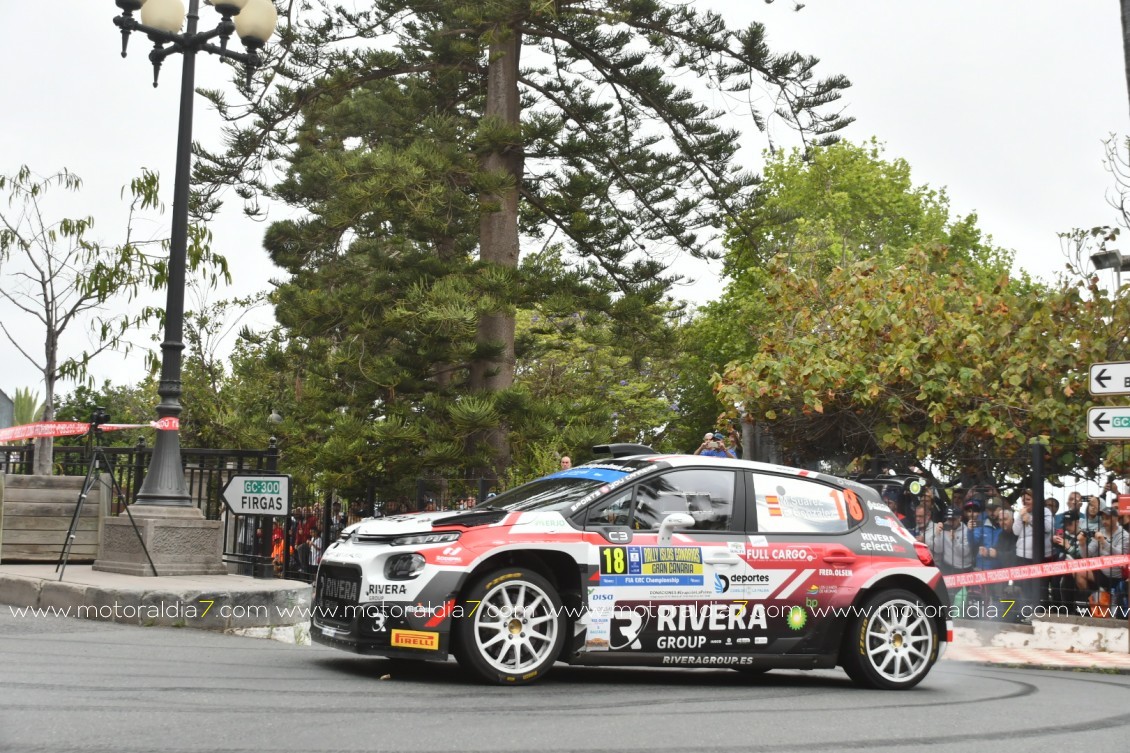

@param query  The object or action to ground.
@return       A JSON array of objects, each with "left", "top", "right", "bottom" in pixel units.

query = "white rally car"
[{"left": 312, "top": 449, "right": 950, "bottom": 688}]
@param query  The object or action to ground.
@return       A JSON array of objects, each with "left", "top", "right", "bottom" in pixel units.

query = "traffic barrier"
[
  {"left": 0, "top": 417, "right": 178, "bottom": 444},
  {"left": 944, "top": 554, "right": 1130, "bottom": 589}
]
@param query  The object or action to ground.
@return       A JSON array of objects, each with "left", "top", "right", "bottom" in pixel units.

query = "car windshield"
[
  {"left": 476, "top": 477, "right": 607, "bottom": 513},
  {"left": 477, "top": 459, "right": 657, "bottom": 513}
]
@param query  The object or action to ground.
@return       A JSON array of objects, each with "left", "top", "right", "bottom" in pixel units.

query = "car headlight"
[
  {"left": 385, "top": 553, "right": 427, "bottom": 580},
  {"left": 390, "top": 531, "right": 461, "bottom": 546}
]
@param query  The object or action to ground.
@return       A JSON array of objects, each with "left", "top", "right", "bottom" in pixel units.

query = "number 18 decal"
[{"left": 600, "top": 546, "right": 627, "bottom": 575}]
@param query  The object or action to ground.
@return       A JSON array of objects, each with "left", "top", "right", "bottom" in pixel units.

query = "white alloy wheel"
[
  {"left": 455, "top": 568, "right": 565, "bottom": 684},
  {"left": 843, "top": 589, "right": 938, "bottom": 690}
]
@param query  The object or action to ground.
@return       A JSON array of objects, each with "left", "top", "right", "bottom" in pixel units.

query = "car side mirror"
[{"left": 658, "top": 512, "right": 695, "bottom": 546}]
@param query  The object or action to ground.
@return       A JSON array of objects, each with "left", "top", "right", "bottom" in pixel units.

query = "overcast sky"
[{"left": 1, "top": 1, "right": 1127, "bottom": 403}]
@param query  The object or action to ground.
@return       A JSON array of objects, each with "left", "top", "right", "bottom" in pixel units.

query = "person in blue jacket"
[{"left": 967, "top": 497, "right": 1002, "bottom": 572}]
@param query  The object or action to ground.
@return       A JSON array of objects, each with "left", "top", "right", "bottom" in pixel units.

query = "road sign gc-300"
[
  {"left": 221, "top": 474, "right": 291, "bottom": 516},
  {"left": 1087, "top": 407, "right": 1130, "bottom": 441}
]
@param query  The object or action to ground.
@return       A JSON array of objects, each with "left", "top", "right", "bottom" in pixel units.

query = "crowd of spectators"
[{"left": 891, "top": 479, "right": 1130, "bottom": 619}]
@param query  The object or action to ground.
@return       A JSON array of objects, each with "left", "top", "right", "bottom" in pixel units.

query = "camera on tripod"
[
  {"left": 90, "top": 407, "right": 111, "bottom": 429},
  {"left": 57, "top": 404, "right": 157, "bottom": 578}
]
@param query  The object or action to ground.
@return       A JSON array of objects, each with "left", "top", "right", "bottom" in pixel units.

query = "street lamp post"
[
  {"left": 114, "top": 0, "right": 277, "bottom": 507},
  {"left": 95, "top": 0, "right": 277, "bottom": 576},
  {"left": 1090, "top": 249, "right": 1130, "bottom": 291}
]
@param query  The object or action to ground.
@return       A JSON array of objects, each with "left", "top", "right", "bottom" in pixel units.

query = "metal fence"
[
  {"left": 1, "top": 437, "right": 277, "bottom": 518},
  {"left": 0, "top": 437, "right": 388, "bottom": 582},
  {"left": 2, "top": 437, "right": 288, "bottom": 577}
]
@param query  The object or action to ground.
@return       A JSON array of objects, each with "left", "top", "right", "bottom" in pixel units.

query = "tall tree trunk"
[
  {"left": 32, "top": 334, "right": 57, "bottom": 476},
  {"left": 1123, "top": 0, "right": 1130, "bottom": 117},
  {"left": 471, "top": 23, "right": 523, "bottom": 479},
  {"left": 433, "top": 236, "right": 458, "bottom": 392}
]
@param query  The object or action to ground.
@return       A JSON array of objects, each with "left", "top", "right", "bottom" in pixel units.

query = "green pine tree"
[{"left": 197, "top": 0, "right": 851, "bottom": 480}]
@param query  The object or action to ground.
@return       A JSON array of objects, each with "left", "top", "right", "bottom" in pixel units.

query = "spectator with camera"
[
  {"left": 1102, "top": 475, "right": 1124, "bottom": 505},
  {"left": 1050, "top": 510, "right": 1085, "bottom": 607},
  {"left": 925, "top": 506, "right": 975, "bottom": 574},
  {"left": 694, "top": 431, "right": 735, "bottom": 458},
  {"left": 1081, "top": 495, "right": 1103, "bottom": 534}
]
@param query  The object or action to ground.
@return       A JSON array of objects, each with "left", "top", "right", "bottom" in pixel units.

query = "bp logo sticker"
[{"left": 786, "top": 605, "right": 808, "bottom": 631}]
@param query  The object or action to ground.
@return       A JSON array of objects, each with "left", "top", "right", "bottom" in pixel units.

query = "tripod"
[{"left": 56, "top": 424, "right": 157, "bottom": 580}]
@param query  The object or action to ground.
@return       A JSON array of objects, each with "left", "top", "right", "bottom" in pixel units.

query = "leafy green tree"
[
  {"left": 714, "top": 247, "right": 1123, "bottom": 491},
  {"left": 175, "top": 291, "right": 278, "bottom": 450},
  {"left": 0, "top": 166, "right": 229, "bottom": 474},
  {"left": 198, "top": 0, "right": 852, "bottom": 479},
  {"left": 674, "top": 141, "right": 1016, "bottom": 457},
  {"left": 509, "top": 301, "right": 686, "bottom": 477},
  {"left": 717, "top": 140, "right": 1010, "bottom": 337},
  {"left": 54, "top": 381, "right": 158, "bottom": 449},
  {"left": 725, "top": 139, "right": 1002, "bottom": 272}
]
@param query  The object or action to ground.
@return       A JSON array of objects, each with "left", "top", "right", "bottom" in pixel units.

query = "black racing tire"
[
  {"left": 841, "top": 588, "right": 939, "bottom": 690},
  {"left": 453, "top": 567, "right": 566, "bottom": 685}
]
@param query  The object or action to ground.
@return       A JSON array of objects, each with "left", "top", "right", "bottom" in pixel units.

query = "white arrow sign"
[
  {"left": 1087, "top": 407, "right": 1130, "bottom": 440},
  {"left": 221, "top": 474, "right": 291, "bottom": 516},
  {"left": 1089, "top": 361, "right": 1130, "bottom": 396}
]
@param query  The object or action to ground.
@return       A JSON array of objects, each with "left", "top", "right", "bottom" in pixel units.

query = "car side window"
[
  {"left": 632, "top": 469, "right": 736, "bottom": 532},
  {"left": 584, "top": 489, "right": 634, "bottom": 527},
  {"left": 751, "top": 473, "right": 854, "bottom": 534}
]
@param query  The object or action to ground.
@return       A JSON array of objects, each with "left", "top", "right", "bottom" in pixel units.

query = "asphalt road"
[{"left": 3, "top": 610, "right": 1130, "bottom": 753}]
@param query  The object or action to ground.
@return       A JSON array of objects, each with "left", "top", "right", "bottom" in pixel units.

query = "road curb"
[
  {"left": 0, "top": 564, "right": 311, "bottom": 638},
  {"left": 947, "top": 658, "right": 1130, "bottom": 676}
]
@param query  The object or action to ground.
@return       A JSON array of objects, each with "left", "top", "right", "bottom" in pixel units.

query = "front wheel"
[
  {"left": 453, "top": 568, "right": 566, "bottom": 685},
  {"left": 841, "top": 589, "right": 938, "bottom": 690}
]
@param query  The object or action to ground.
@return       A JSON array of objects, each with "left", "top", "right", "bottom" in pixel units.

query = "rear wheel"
[
  {"left": 454, "top": 568, "right": 565, "bottom": 685},
  {"left": 841, "top": 589, "right": 938, "bottom": 690}
]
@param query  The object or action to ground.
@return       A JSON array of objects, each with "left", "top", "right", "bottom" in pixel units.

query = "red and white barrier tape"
[
  {"left": 0, "top": 417, "right": 179, "bottom": 444},
  {"left": 943, "top": 554, "right": 1130, "bottom": 589}
]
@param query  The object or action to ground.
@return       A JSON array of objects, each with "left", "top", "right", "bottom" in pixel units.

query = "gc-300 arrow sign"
[
  {"left": 1087, "top": 407, "right": 1130, "bottom": 440},
  {"left": 1089, "top": 361, "right": 1130, "bottom": 396},
  {"left": 221, "top": 474, "right": 291, "bottom": 516}
]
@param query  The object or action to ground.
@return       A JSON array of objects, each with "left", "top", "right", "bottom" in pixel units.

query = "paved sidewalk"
[
  {"left": 0, "top": 563, "right": 312, "bottom": 641},
  {"left": 943, "top": 643, "right": 1130, "bottom": 673}
]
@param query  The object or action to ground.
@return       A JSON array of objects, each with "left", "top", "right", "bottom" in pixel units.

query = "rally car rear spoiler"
[{"left": 592, "top": 443, "right": 657, "bottom": 458}]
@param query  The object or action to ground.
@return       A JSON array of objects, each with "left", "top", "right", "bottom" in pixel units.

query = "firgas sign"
[{"left": 221, "top": 474, "right": 291, "bottom": 516}]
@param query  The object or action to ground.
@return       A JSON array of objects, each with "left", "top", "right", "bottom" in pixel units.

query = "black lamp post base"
[{"left": 93, "top": 505, "right": 227, "bottom": 576}]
